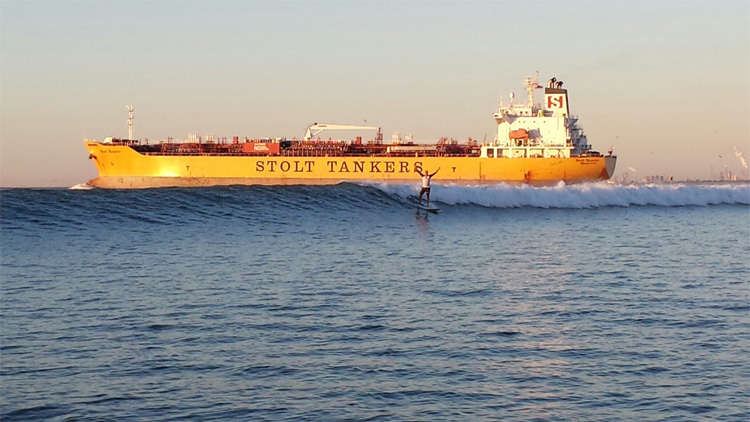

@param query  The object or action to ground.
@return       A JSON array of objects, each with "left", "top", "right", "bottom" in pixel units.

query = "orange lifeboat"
[{"left": 509, "top": 129, "right": 529, "bottom": 140}]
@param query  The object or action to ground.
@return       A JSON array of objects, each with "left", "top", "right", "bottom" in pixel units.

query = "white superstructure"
[{"left": 482, "top": 73, "right": 599, "bottom": 159}]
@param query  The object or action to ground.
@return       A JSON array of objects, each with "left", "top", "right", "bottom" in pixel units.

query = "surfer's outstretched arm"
[{"left": 430, "top": 167, "right": 441, "bottom": 177}]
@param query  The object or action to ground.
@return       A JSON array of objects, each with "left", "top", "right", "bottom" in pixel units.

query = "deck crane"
[{"left": 303, "top": 123, "right": 383, "bottom": 142}]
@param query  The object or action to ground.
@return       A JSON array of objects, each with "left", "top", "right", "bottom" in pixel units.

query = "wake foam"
[
  {"left": 368, "top": 182, "right": 750, "bottom": 209},
  {"left": 68, "top": 183, "right": 94, "bottom": 190}
]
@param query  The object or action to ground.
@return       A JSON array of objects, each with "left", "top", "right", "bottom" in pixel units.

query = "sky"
[{"left": 1, "top": 0, "right": 748, "bottom": 187}]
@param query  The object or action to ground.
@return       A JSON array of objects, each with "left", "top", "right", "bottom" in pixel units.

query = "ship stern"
[{"left": 605, "top": 155, "right": 617, "bottom": 179}]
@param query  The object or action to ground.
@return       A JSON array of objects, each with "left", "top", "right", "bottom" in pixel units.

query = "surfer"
[{"left": 416, "top": 167, "right": 440, "bottom": 206}]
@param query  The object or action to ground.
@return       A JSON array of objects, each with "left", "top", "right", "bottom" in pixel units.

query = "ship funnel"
[{"left": 544, "top": 78, "right": 570, "bottom": 117}]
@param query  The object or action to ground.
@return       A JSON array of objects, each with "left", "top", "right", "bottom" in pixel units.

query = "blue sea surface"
[{"left": 1, "top": 182, "right": 749, "bottom": 421}]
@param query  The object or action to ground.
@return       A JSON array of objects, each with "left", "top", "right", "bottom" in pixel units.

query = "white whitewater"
[{"left": 371, "top": 181, "right": 750, "bottom": 208}]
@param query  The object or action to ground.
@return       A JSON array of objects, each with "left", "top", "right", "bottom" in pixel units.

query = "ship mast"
[
  {"left": 127, "top": 105, "right": 134, "bottom": 140},
  {"left": 524, "top": 70, "right": 539, "bottom": 107}
]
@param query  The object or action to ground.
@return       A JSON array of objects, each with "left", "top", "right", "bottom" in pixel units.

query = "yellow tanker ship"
[{"left": 84, "top": 74, "right": 616, "bottom": 189}]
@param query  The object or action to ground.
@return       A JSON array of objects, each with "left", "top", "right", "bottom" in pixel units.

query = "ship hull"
[{"left": 85, "top": 142, "right": 616, "bottom": 189}]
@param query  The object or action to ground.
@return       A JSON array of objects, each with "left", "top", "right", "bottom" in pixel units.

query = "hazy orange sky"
[{"left": 1, "top": 0, "right": 748, "bottom": 187}]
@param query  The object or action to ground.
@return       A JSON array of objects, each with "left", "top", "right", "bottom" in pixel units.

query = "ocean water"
[{"left": 1, "top": 182, "right": 749, "bottom": 421}]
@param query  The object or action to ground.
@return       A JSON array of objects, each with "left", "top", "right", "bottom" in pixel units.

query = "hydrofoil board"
[{"left": 417, "top": 204, "right": 440, "bottom": 213}]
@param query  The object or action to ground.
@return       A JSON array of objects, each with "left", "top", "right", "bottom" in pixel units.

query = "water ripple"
[{"left": 1, "top": 186, "right": 748, "bottom": 421}]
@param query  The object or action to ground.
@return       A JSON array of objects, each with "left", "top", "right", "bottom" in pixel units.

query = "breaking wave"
[
  {"left": 68, "top": 183, "right": 94, "bottom": 190},
  {"left": 369, "top": 181, "right": 750, "bottom": 209}
]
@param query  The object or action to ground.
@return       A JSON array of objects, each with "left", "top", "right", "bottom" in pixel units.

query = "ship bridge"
[{"left": 484, "top": 75, "right": 595, "bottom": 159}]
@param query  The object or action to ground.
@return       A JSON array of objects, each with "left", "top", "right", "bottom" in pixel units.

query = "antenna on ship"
[
  {"left": 127, "top": 105, "right": 134, "bottom": 140},
  {"left": 524, "top": 70, "right": 540, "bottom": 107}
]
